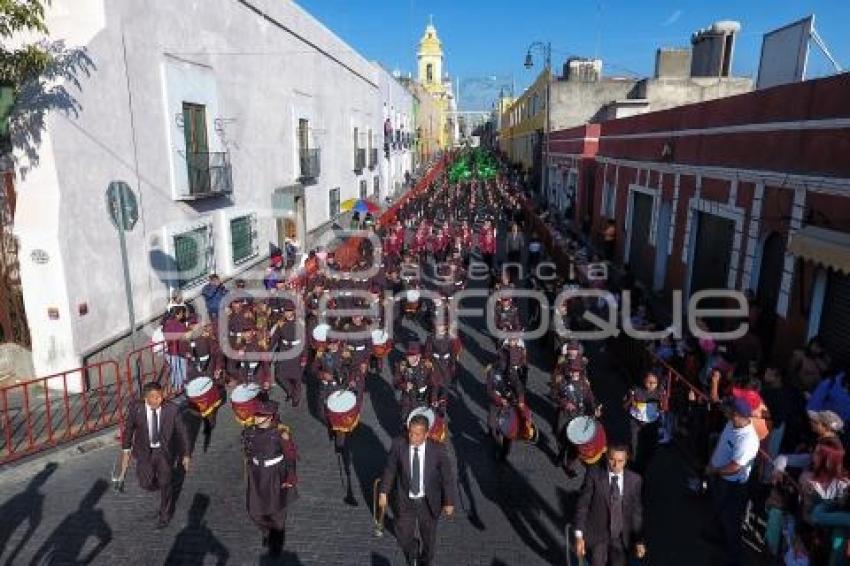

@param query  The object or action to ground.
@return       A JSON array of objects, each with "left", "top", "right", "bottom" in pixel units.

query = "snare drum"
[
  {"left": 231, "top": 383, "right": 261, "bottom": 426},
  {"left": 312, "top": 323, "right": 331, "bottom": 349},
  {"left": 186, "top": 376, "right": 222, "bottom": 418},
  {"left": 497, "top": 405, "right": 537, "bottom": 443},
  {"left": 566, "top": 416, "right": 607, "bottom": 464},
  {"left": 326, "top": 390, "right": 360, "bottom": 433},
  {"left": 371, "top": 330, "right": 392, "bottom": 358}
]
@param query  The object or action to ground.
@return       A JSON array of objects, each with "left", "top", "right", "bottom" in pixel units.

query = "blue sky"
[{"left": 295, "top": 0, "right": 849, "bottom": 111}]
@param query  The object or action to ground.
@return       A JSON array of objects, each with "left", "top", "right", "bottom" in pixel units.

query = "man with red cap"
[
  {"left": 394, "top": 343, "right": 438, "bottom": 423},
  {"left": 242, "top": 400, "right": 298, "bottom": 557}
]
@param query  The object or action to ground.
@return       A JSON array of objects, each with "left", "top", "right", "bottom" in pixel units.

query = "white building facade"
[
  {"left": 376, "top": 67, "right": 414, "bottom": 200},
  {"left": 14, "top": 0, "right": 386, "bottom": 381}
]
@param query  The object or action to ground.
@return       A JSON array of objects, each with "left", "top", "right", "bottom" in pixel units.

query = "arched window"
[{"left": 426, "top": 63, "right": 433, "bottom": 82}]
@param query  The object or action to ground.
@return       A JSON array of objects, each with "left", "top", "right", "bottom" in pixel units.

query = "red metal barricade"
[
  {"left": 123, "top": 341, "right": 170, "bottom": 401},
  {"left": 0, "top": 360, "right": 122, "bottom": 465}
]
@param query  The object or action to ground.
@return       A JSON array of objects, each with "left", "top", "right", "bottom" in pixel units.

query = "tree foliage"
[{"left": 0, "top": 0, "right": 51, "bottom": 85}]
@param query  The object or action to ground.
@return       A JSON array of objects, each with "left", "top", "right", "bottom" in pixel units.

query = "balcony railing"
[
  {"left": 299, "top": 148, "right": 321, "bottom": 180},
  {"left": 368, "top": 148, "right": 378, "bottom": 169},
  {"left": 183, "top": 151, "right": 232, "bottom": 199},
  {"left": 354, "top": 148, "right": 366, "bottom": 172}
]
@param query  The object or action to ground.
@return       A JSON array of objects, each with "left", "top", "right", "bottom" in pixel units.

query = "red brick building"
[{"left": 547, "top": 73, "right": 850, "bottom": 366}]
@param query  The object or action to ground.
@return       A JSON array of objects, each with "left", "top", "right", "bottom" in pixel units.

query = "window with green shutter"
[
  {"left": 231, "top": 215, "right": 254, "bottom": 264},
  {"left": 174, "top": 227, "right": 210, "bottom": 288}
]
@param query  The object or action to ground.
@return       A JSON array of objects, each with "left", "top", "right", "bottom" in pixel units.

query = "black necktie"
[
  {"left": 151, "top": 408, "right": 160, "bottom": 446},
  {"left": 609, "top": 474, "right": 624, "bottom": 539},
  {"left": 411, "top": 447, "right": 421, "bottom": 496}
]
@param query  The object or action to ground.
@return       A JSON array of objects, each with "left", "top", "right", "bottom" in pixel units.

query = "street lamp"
[{"left": 524, "top": 41, "right": 552, "bottom": 203}]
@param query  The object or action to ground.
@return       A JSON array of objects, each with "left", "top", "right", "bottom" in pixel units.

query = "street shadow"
[
  {"left": 370, "top": 552, "right": 392, "bottom": 566},
  {"left": 448, "top": 389, "right": 565, "bottom": 565},
  {"left": 303, "top": 367, "right": 324, "bottom": 426},
  {"left": 0, "top": 461, "right": 57, "bottom": 565},
  {"left": 258, "top": 550, "right": 305, "bottom": 565},
  {"left": 163, "top": 493, "right": 229, "bottom": 565},
  {"left": 348, "top": 423, "right": 391, "bottom": 522},
  {"left": 182, "top": 410, "right": 203, "bottom": 456},
  {"left": 366, "top": 363, "right": 401, "bottom": 439},
  {"left": 447, "top": 394, "right": 486, "bottom": 531},
  {"left": 28, "top": 478, "right": 112, "bottom": 565}
]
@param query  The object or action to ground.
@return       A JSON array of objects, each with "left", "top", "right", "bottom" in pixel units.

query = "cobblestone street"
[{"left": 0, "top": 245, "right": 754, "bottom": 566}]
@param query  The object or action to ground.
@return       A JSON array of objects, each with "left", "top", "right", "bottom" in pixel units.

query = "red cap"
[{"left": 407, "top": 343, "right": 421, "bottom": 355}]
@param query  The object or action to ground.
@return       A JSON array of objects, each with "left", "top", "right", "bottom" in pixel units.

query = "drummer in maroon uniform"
[
  {"left": 242, "top": 400, "right": 298, "bottom": 557},
  {"left": 341, "top": 310, "right": 371, "bottom": 403},
  {"left": 187, "top": 323, "right": 223, "bottom": 381},
  {"left": 311, "top": 337, "right": 352, "bottom": 436},
  {"left": 425, "top": 320, "right": 461, "bottom": 391},
  {"left": 486, "top": 358, "right": 528, "bottom": 436},
  {"left": 394, "top": 343, "right": 438, "bottom": 424},
  {"left": 552, "top": 362, "right": 599, "bottom": 476}
]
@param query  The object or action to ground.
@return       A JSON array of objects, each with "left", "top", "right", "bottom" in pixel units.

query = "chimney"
[
  {"left": 564, "top": 57, "right": 602, "bottom": 82},
  {"left": 655, "top": 48, "right": 692, "bottom": 79},
  {"left": 690, "top": 20, "right": 741, "bottom": 77}
]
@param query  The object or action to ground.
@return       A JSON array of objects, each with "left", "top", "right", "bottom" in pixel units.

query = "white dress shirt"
[
  {"left": 146, "top": 403, "right": 161, "bottom": 449},
  {"left": 408, "top": 442, "right": 426, "bottom": 499}
]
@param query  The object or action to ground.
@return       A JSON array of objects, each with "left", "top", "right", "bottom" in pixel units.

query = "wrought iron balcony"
[
  {"left": 354, "top": 148, "right": 366, "bottom": 172},
  {"left": 182, "top": 151, "right": 232, "bottom": 199},
  {"left": 369, "top": 148, "right": 378, "bottom": 169},
  {"left": 299, "top": 148, "right": 321, "bottom": 180}
]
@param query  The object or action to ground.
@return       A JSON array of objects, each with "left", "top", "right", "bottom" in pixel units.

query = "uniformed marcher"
[
  {"left": 242, "top": 400, "right": 298, "bottom": 557},
  {"left": 271, "top": 302, "right": 307, "bottom": 407},
  {"left": 425, "top": 321, "right": 461, "bottom": 390},
  {"left": 553, "top": 361, "right": 599, "bottom": 475},
  {"left": 394, "top": 343, "right": 438, "bottom": 423}
]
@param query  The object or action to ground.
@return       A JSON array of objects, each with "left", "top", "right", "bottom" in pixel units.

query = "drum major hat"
[{"left": 254, "top": 400, "right": 279, "bottom": 417}]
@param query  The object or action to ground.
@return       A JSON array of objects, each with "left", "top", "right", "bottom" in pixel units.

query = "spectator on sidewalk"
[
  {"left": 201, "top": 274, "right": 227, "bottom": 321},
  {"left": 807, "top": 369, "right": 850, "bottom": 425},
  {"left": 705, "top": 397, "right": 760, "bottom": 566},
  {"left": 162, "top": 307, "right": 192, "bottom": 393},
  {"left": 789, "top": 337, "right": 832, "bottom": 393}
]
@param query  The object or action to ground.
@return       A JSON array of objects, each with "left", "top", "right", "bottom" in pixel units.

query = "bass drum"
[
  {"left": 326, "top": 390, "right": 360, "bottom": 433},
  {"left": 566, "top": 416, "right": 607, "bottom": 464},
  {"left": 230, "top": 383, "right": 260, "bottom": 426},
  {"left": 498, "top": 405, "right": 537, "bottom": 443}
]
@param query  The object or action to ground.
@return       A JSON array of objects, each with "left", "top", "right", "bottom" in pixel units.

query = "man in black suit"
[
  {"left": 378, "top": 414, "right": 458, "bottom": 565},
  {"left": 574, "top": 445, "right": 646, "bottom": 566},
  {"left": 120, "top": 382, "right": 191, "bottom": 528}
]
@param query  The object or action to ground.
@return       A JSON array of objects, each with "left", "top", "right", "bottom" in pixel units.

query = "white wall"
[
  {"left": 14, "top": 0, "right": 386, "bottom": 377},
  {"left": 376, "top": 66, "right": 414, "bottom": 201}
]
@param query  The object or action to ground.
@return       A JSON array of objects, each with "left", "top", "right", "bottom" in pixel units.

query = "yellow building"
[
  {"left": 499, "top": 69, "right": 549, "bottom": 171},
  {"left": 415, "top": 21, "right": 455, "bottom": 151}
]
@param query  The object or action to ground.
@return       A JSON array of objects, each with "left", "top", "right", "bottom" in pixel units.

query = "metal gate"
[
  {"left": 628, "top": 192, "right": 654, "bottom": 286},
  {"left": 818, "top": 270, "right": 850, "bottom": 370}
]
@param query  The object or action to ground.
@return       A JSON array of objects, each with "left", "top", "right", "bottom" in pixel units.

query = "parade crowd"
[{"left": 116, "top": 149, "right": 850, "bottom": 565}]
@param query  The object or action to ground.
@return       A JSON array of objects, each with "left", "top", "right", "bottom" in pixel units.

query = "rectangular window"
[
  {"left": 230, "top": 215, "right": 256, "bottom": 265},
  {"left": 174, "top": 226, "right": 211, "bottom": 288},
  {"left": 183, "top": 102, "right": 210, "bottom": 195},
  {"left": 359, "top": 179, "right": 367, "bottom": 200},
  {"left": 329, "top": 187, "right": 340, "bottom": 219},
  {"left": 373, "top": 176, "right": 380, "bottom": 197},
  {"left": 298, "top": 119, "right": 309, "bottom": 151}
]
